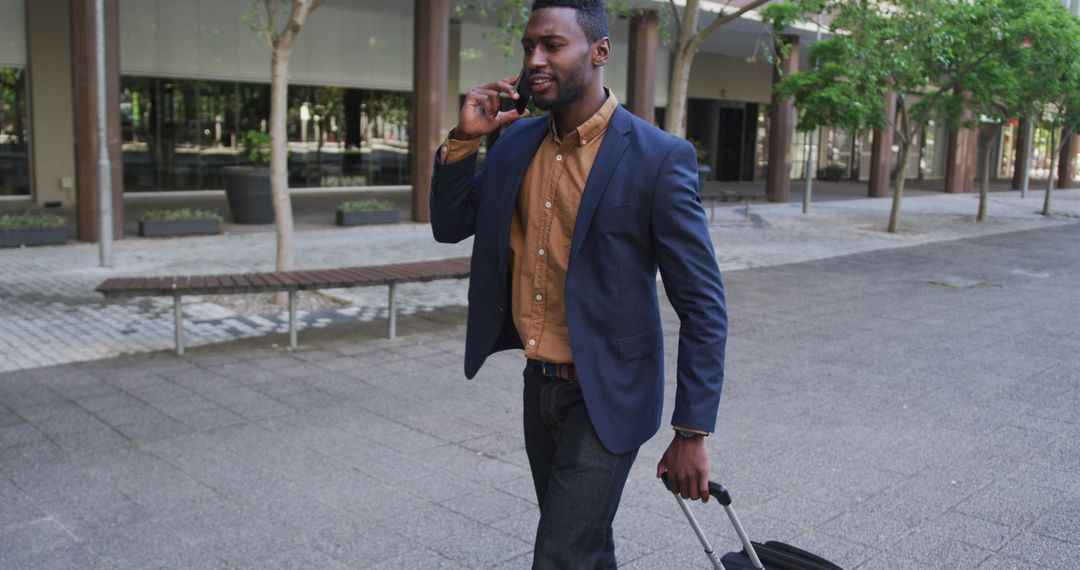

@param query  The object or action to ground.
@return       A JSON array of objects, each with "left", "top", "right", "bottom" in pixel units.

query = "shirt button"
[
  {"left": 528, "top": 339, "right": 537, "bottom": 346},
  {"left": 581, "top": 139, "right": 587, "bottom": 145},
  {"left": 555, "top": 154, "right": 563, "bottom": 161},
  {"left": 535, "top": 294, "right": 543, "bottom": 301},
  {"left": 545, "top": 201, "right": 552, "bottom": 209},
  {"left": 538, "top": 249, "right": 545, "bottom": 256}
]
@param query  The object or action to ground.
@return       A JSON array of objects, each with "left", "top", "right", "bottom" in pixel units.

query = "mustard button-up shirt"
[{"left": 442, "top": 91, "right": 619, "bottom": 365}]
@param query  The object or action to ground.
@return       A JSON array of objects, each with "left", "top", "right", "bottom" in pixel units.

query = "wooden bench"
[
  {"left": 96, "top": 257, "right": 471, "bottom": 355},
  {"left": 699, "top": 186, "right": 767, "bottom": 222}
]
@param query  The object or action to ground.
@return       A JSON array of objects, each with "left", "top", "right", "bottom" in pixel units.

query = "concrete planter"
[
  {"left": 336, "top": 209, "right": 400, "bottom": 226},
  {"left": 0, "top": 227, "right": 67, "bottom": 248},
  {"left": 139, "top": 218, "right": 221, "bottom": 237},
  {"left": 222, "top": 166, "right": 274, "bottom": 224}
]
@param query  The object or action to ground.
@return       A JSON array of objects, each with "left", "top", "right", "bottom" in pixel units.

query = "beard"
[{"left": 532, "top": 59, "right": 590, "bottom": 112}]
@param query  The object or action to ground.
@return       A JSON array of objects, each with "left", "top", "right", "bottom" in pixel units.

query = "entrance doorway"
[{"left": 687, "top": 99, "right": 759, "bottom": 182}]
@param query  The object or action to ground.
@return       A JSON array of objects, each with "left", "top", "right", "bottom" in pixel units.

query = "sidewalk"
[
  {"left": 1, "top": 221, "right": 1077, "bottom": 568},
  {"left": 0, "top": 189, "right": 1078, "bottom": 372}
]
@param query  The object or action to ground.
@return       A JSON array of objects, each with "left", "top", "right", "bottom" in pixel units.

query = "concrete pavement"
[
  {"left": 1, "top": 189, "right": 1078, "bottom": 372},
  {"left": 1, "top": 220, "right": 1078, "bottom": 568}
]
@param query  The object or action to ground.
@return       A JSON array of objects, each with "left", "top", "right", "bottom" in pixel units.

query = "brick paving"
[{"left": 1, "top": 220, "right": 1078, "bottom": 568}]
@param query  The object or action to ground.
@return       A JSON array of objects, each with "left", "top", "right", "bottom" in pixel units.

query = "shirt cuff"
[
  {"left": 440, "top": 130, "right": 483, "bottom": 164},
  {"left": 673, "top": 426, "right": 710, "bottom": 436}
]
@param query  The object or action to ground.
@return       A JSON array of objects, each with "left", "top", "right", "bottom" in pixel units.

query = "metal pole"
[
  {"left": 387, "top": 283, "right": 397, "bottom": 339},
  {"left": 802, "top": 21, "right": 823, "bottom": 214},
  {"left": 288, "top": 290, "right": 297, "bottom": 350},
  {"left": 1021, "top": 118, "right": 1034, "bottom": 198},
  {"left": 95, "top": 0, "right": 113, "bottom": 267},
  {"left": 174, "top": 294, "right": 184, "bottom": 356},
  {"left": 672, "top": 493, "right": 726, "bottom": 570}
]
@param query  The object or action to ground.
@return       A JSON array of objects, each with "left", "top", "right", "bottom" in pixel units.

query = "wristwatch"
[{"left": 675, "top": 429, "right": 704, "bottom": 440}]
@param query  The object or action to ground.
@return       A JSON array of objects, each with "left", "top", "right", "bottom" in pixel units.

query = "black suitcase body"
[{"left": 663, "top": 477, "right": 844, "bottom": 570}]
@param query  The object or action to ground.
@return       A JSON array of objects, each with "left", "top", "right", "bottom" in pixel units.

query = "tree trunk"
[
  {"left": 665, "top": 47, "right": 693, "bottom": 137},
  {"left": 663, "top": 0, "right": 698, "bottom": 137},
  {"left": 977, "top": 125, "right": 998, "bottom": 222},
  {"left": 270, "top": 47, "right": 296, "bottom": 303},
  {"left": 1044, "top": 127, "right": 1059, "bottom": 217},
  {"left": 887, "top": 137, "right": 911, "bottom": 234}
]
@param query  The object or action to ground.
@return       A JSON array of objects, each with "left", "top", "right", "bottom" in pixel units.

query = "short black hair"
[{"left": 531, "top": 0, "right": 609, "bottom": 43}]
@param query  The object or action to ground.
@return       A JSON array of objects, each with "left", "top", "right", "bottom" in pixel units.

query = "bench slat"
[{"left": 95, "top": 257, "right": 471, "bottom": 300}]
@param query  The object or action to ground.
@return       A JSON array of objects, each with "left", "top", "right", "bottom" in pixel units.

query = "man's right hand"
[{"left": 453, "top": 75, "right": 530, "bottom": 141}]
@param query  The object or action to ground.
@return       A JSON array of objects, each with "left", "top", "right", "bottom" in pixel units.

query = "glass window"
[
  {"left": 121, "top": 75, "right": 412, "bottom": 192},
  {"left": 0, "top": 67, "right": 29, "bottom": 196}
]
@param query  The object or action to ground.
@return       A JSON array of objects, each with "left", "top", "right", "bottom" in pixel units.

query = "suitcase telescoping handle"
[{"left": 661, "top": 474, "right": 764, "bottom": 570}]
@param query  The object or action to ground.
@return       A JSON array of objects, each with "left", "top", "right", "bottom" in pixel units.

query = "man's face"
[{"left": 520, "top": 7, "right": 598, "bottom": 111}]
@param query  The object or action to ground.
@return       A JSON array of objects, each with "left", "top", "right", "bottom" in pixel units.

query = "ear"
[{"left": 592, "top": 37, "right": 610, "bottom": 67}]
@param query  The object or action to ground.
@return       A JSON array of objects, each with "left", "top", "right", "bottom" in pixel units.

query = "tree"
[
  {"left": 1024, "top": 7, "right": 1080, "bottom": 217},
  {"left": 663, "top": 0, "right": 772, "bottom": 137},
  {"left": 248, "top": 0, "right": 325, "bottom": 302},
  {"left": 767, "top": 0, "right": 1053, "bottom": 233}
]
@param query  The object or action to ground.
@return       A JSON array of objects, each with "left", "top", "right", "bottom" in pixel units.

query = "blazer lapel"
[
  {"left": 497, "top": 119, "right": 549, "bottom": 278},
  {"left": 569, "top": 106, "right": 633, "bottom": 269}
]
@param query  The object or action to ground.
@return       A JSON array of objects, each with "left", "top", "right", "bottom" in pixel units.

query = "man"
[{"left": 430, "top": 0, "right": 727, "bottom": 566}]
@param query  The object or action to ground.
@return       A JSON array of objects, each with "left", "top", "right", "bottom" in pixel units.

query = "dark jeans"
[{"left": 523, "top": 366, "right": 638, "bottom": 570}]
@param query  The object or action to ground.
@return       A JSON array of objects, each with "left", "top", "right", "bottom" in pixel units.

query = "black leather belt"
[{"left": 526, "top": 359, "right": 578, "bottom": 382}]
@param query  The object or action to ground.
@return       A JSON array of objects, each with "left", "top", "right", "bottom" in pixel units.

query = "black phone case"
[{"left": 514, "top": 71, "right": 532, "bottom": 114}]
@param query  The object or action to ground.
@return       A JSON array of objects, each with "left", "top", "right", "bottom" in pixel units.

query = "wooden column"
[
  {"left": 765, "top": 35, "right": 799, "bottom": 203},
  {"left": 868, "top": 91, "right": 896, "bottom": 198},
  {"left": 945, "top": 127, "right": 978, "bottom": 194},
  {"left": 410, "top": 0, "right": 449, "bottom": 223},
  {"left": 71, "top": 0, "right": 123, "bottom": 241},
  {"left": 627, "top": 9, "right": 658, "bottom": 124},
  {"left": 1057, "top": 130, "right": 1078, "bottom": 189},
  {"left": 1011, "top": 118, "right": 1031, "bottom": 190}
]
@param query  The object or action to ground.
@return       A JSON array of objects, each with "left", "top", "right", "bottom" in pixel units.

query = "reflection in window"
[
  {"left": 120, "top": 76, "right": 412, "bottom": 192},
  {"left": 0, "top": 67, "right": 29, "bottom": 196}
]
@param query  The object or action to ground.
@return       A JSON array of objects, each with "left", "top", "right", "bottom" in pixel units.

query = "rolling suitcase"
[{"left": 662, "top": 476, "right": 844, "bottom": 570}]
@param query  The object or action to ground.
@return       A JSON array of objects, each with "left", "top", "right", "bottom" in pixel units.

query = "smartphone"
[{"left": 514, "top": 67, "right": 532, "bottom": 114}]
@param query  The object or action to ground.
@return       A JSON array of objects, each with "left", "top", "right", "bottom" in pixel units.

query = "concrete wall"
[
  {"left": 26, "top": 0, "right": 77, "bottom": 207},
  {"left": 687, "top": 52, "right": 773, "bottom": 104}
]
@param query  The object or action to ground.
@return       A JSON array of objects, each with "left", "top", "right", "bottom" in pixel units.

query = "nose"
[{"left": 524, "top": 50, "right": 547, "bottom": 74}]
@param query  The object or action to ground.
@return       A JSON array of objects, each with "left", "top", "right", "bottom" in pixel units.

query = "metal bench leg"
[
  {"left": 744, "top": 198, "right": 751, "bottom": 222},
  {"left": 173, "top": 293, "right": 184, "bottom": 356},
  {"left": 710, "top": 198, "right": 716, "bottom": 222},
  {"left": 288, "top": 290, "right": 297, "bottom": 351},
  {"left": 388, "top": 283, "right": 397, "bottom": 339}
]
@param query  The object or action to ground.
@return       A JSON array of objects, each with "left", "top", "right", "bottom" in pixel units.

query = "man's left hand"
[{"left": 656, "top": 434, "right": 710, "bottom": 502}]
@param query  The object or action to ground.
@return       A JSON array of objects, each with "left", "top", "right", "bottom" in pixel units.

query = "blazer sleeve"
[
  {"left": 430, "top": 146, "right": 484, "bottom": 244},
  {"left": 650, "top": 139, "right": 729, "bottom": 434}
]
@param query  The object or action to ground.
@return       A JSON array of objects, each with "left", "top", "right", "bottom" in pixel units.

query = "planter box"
[
  {"left": 222, "top": 166, "right": 274, "bottom": 224},
  {"left": 336, "top": 209, "right": 400, "bottom": 226},
  {"left": 0, "top": 227, "right": 66, "bottom": 248},
  {"left": 139, "top": 219, "right": 221, "bottom": 237}
]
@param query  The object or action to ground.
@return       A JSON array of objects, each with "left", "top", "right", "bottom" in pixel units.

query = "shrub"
[
  {"left": 337, "top": 199, "right": 395, "bottom": 212},
  {"left": 0, "top": 212, "right": 67, "bottom": 230},
  {"left": 244, "top": 130, "right": 271, "bottom": 166},
  {"left": 140, "top": 208, "right": 223, "bottom": 222}
]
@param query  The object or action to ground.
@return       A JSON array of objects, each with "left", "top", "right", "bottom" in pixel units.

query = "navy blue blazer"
[{"left": 430, "top": 105, "right": 728, "bottom": 454}]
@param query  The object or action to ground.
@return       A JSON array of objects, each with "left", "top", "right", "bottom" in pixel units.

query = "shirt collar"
[{"left": 548, "top": 88, "right": 619, "bottom": 147}]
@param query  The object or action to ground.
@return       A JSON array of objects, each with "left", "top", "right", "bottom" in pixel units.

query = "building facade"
[{"left": 0, "top": 0, "right": 1077, "bottom": 240}]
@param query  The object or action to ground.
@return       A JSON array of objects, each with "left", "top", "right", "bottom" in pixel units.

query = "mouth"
[{"left": 529, "top": 75, "right": 555, "bottom": 92}]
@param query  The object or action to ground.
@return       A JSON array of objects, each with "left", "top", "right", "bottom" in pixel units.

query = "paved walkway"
[
  {"left": 1, "top": 222, "right": 1078, "bottom": 568},
  {"left": 1, "top": 189, "right": 1078, "bottom": 372}
]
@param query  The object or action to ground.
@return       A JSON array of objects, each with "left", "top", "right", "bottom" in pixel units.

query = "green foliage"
[
  {"left": 244, "top": 130, "right": 271, "bottom": 166},
  {"left": 0, "top": 212, "right": 66, "bottom": 230},
  {"left": 337, "top": 199, "right": 395, "bottom": 212},
  {"left": 140, "top": 209, "right": 223, "bottom": 222},
  {"left": 765, "top": 0, "right": 1080, "bottom": 139}
]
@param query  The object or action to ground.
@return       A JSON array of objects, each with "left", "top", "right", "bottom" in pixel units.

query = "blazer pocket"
[{"left": 616, "top": 327, "right": 663, "bottom": 361}]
